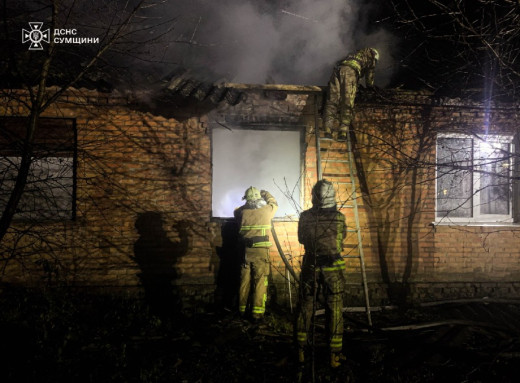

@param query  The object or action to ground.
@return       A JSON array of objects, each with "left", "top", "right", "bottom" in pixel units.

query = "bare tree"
[
  {"left": 0, "top": 0, "right": 198, "bottom": 282},
  {"left": 388, "top": 0, "right": 520, "bottom": 101}
]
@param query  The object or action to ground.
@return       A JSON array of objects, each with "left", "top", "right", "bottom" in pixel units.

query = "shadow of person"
[
  {"left": 212, "top": 219, "right": 243, "bottom": 313},
  {"left": 132, "top": 212, "right": 191, "bottom": 320}
]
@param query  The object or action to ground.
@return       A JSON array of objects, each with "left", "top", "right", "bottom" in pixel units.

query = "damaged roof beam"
[{"left": 223, "top": 83, "right": 324, "bottom": 93}]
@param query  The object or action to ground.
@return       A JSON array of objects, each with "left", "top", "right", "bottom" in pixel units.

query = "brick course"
[{"left": 2, "top": 86, "right": 520, "bottom": 309}]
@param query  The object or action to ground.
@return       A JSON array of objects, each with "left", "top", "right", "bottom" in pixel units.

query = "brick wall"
[{"left": 2, "top": 86, "right": 520, "bottom": 310}]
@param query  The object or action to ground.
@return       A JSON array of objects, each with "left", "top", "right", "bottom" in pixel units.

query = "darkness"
[
  {"left": 381, "top": 1, "right": 520, "bottom": 101},
  {"left": 2, "top": 289, "right": 520, "bottom": 382},
  {"left": 132, "top": 212, "right": 191, "bottom": 318}
]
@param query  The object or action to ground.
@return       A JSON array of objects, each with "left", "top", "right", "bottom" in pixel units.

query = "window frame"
[
  {"left": 210, "top": 124, "right": 305, "bottom": 220},
  {"left": 435, "top": 133, "right": 515, "bottom": 224},
  {"left": 0, "top": 117, "right": 77, "bottom": 222}
]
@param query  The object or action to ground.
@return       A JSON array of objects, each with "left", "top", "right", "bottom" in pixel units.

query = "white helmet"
[{"left": 370, "top": 48, "right": 379, "bottom": 62}]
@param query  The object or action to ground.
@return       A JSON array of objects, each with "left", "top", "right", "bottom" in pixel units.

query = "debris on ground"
[{"left": 1, "top": 290, "right": 520, "bottom": 382}]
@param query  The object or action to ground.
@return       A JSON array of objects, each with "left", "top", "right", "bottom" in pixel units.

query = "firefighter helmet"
[
  {"left": 370, "top": 48, "right": 379, "bottom": 62},
  {"left": 311, "top": 180, "right": 336, "bottom": 208},
  {"left": 243, "top": 186, "right": 261, "bottom": 201}
]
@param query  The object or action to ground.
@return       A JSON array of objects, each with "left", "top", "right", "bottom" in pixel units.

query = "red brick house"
[{"left": 1, "top": 83, "right": 520, "bottom": 310}]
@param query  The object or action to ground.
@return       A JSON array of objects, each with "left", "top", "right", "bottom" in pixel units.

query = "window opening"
[
  {"left": 211, "top": 127, "right": 302, "bottom": 219},
  {"left": 0, "top": 118, "right": 76, "bottom": 221}
]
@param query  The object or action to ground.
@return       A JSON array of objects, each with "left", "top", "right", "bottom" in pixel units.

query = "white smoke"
[
  {"left": 7, "top": 0, "right": 397, "bottom": 86},
  {"left": 212, "top": 128, "right": 302, "bottom": 218},
  {"left": 145, "top": 0, "right": 398, "bottom": 86}
]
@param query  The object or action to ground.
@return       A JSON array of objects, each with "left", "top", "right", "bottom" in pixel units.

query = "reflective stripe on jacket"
[
  {"left": 298, "top": 206, "right": 346, "bottom": 267},
  {"left": 337, "top": 47, "right": 376, "bottom": 86},
  {"left": 234, "top": 191, "right": 278, "bottom": 249}
]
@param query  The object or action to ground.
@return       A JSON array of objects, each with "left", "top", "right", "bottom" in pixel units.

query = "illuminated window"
[
  {"left": 436, "top": 134, "right": 513, "bottom": 223},
  {"left": 211, "top": 127, "right": 303, "bottom": 219},
  {"left": 0, "top": 118, "right": 76, "bottom": 221}
]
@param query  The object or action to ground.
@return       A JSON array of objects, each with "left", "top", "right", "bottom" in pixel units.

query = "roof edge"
[{"left": 223, "top": 82, "right": 324, "bottom": 93}]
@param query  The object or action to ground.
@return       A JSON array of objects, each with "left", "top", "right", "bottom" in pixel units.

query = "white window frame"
[{"left": 435, "top": 133, "right": 514, "bottom": 224}]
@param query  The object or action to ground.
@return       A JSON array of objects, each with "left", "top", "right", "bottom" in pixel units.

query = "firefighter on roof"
[
  {"left": 234, "top": 187, "right": 278, "bottom": 321},
  {"left": 296, "top": 180, "right": 347, "bottom": 368},
  {"left": 323, "top": 47, "right": 379, "bottom": 140}
]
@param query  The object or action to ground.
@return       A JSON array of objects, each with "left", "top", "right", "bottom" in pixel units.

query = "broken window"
[
  {"left": 0, "top": 118, "right": 76, "bottom": 221},
  {"left": 436, "top": 134, "right": 513, "bottom": 223},
  {"left": 211, "top": 126, "right": 303, "bottom": 219}
]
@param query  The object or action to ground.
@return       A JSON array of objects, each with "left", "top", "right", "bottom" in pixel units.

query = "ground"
[{"left": 1, "top": 289, "right": 520, "bottom": 382}]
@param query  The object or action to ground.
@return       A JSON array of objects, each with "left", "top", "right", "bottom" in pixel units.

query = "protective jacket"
[
  {"left": 336, "top": 47, "right": 377, "bottom": 87},
  {"left": 234, "top": 190, "right": 278, "bottom": 248},
  {"left": 298, "top": 206, "right": 346, "bottom": 264},
  {"left": 323, "top": 47, "right": 378, "bottom": 138}
]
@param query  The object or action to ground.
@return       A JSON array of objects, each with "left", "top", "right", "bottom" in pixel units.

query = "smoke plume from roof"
[{"left": 145, "top": 0, "right": 397, "bottom": 86}]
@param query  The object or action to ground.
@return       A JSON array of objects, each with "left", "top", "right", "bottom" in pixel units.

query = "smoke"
[
  {"left": 141, "top": 0, "right": 398, "bottom": 86},
  {"left": 212, "top": 128, "right": 302, "bottom": 218},
  {"left": 6, "top": 0, "right": 397, "bottom": 87}
]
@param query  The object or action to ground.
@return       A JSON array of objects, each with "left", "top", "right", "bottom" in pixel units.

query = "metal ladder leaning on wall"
[{"left": 314, "top": 113, "right": 373, "bottom": 327}]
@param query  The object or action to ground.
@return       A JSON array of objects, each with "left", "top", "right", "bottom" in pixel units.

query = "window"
[
  {"left": 211, "top": 127, "right": 303, "bottom": 218},
  {"left": 436, "top": 134, "right": 514, "bottom": 223},
  {"left": 0, "top": 118, "right": 76, "bottom": 221}
]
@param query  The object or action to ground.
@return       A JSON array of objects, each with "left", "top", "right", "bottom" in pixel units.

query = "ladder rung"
[
  {"left": 346, "top": 229, "right": 359, "bottom": 233},
  {"left": 343, "top": 255, "right": 361, "bottom": 259},
  {"left": 322, "top": 172, "right": 354, "bottom": 176},
  {"left": 323, "top": 171, "right": 356, "bottom": 177},
  {"left": 321, "top": 159, "right": 352, "bottom": 164},
  {"left": 320, "top": 149, "right": 348, "bottom": 155},
  {"left": 340, "top": 205, "right": 365, "bottom": 209}
]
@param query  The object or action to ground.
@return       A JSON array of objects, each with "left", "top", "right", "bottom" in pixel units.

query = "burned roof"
[{"left": 163, "top": 70, "right": 245, "bottom": 106}]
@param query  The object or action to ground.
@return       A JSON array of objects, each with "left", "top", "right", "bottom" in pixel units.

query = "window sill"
[{"left": 431, "top": 221, "right": 520, "bottom": 227}]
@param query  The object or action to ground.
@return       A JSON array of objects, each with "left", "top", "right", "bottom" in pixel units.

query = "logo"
[
  {"left": 22, "top": 22, "right": 50, "bottom": 51},
  {"left": 21, "top": 23, "right": 99, "bottom": 50}
]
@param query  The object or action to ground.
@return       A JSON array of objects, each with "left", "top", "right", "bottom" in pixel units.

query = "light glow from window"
[{"left": 212, "top": 127, "right": 302, "bottom": 218}]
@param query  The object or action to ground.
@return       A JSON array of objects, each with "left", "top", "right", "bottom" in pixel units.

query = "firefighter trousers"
[
  {"left": 323, "top": 65, "right": 358, "bottom": 136},
  {"left": 239, "top": 247, "right": 270, "bottom": 318},
  {"left": 296, "top": 264, "right": 345, "bottom": 353}
]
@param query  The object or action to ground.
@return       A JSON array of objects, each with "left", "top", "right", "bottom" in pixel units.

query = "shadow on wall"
[
  {"left": 132, "top": 212, "right": 191, "bottom": 318},
  {"left": 212, "top": 219, "right": 243, "bottom": 312}
]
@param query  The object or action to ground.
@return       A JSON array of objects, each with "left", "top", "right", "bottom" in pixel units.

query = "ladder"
[{"left": 314, "top": 117, "right": 372, "bottom": 327}]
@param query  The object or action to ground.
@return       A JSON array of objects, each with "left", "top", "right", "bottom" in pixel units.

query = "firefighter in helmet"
[
  {"left": 296, "top": 180, "right": 347, "bottom": 368},
  {"left": 234, "top": 187, "right": 278, "bottom": 321},
  {"left": 323, "top": 47, "right": 379, "bottom": 140}
]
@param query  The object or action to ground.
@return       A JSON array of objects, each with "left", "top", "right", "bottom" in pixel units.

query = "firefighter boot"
[
  {"left": 323, "top": 129, "right": 333, "bottom": 140},
  {"left": 322, "top": 119, "right": 333, "bottom": 140},
  {"left": 337, "top": 126, "right": 348, "bottom": 141},
  {"left": 337, "top": 120, "right": 351, "bottom": 141},
  {"left": 330, "top": 352, "right": 346, "bottom": 368}
]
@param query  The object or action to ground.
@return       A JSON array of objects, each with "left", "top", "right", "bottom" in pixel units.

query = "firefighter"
[
  {"left": 322, "top": 47, "right": 379, "bottom": 140},
  {"left": 234, "top": 187, "right": 278, "bottom": 321},
  {"left": 296, "top": 180, "right": 347, "bottom": 368}
]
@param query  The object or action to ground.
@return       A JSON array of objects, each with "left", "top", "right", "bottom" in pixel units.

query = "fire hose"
[{"left": 271, "top": 222, "right": 299, "bottom": 283}]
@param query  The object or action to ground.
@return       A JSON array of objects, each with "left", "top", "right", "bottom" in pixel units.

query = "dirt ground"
[{"left": 2, "top": 291, "right": 520, "bottom": 382}]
